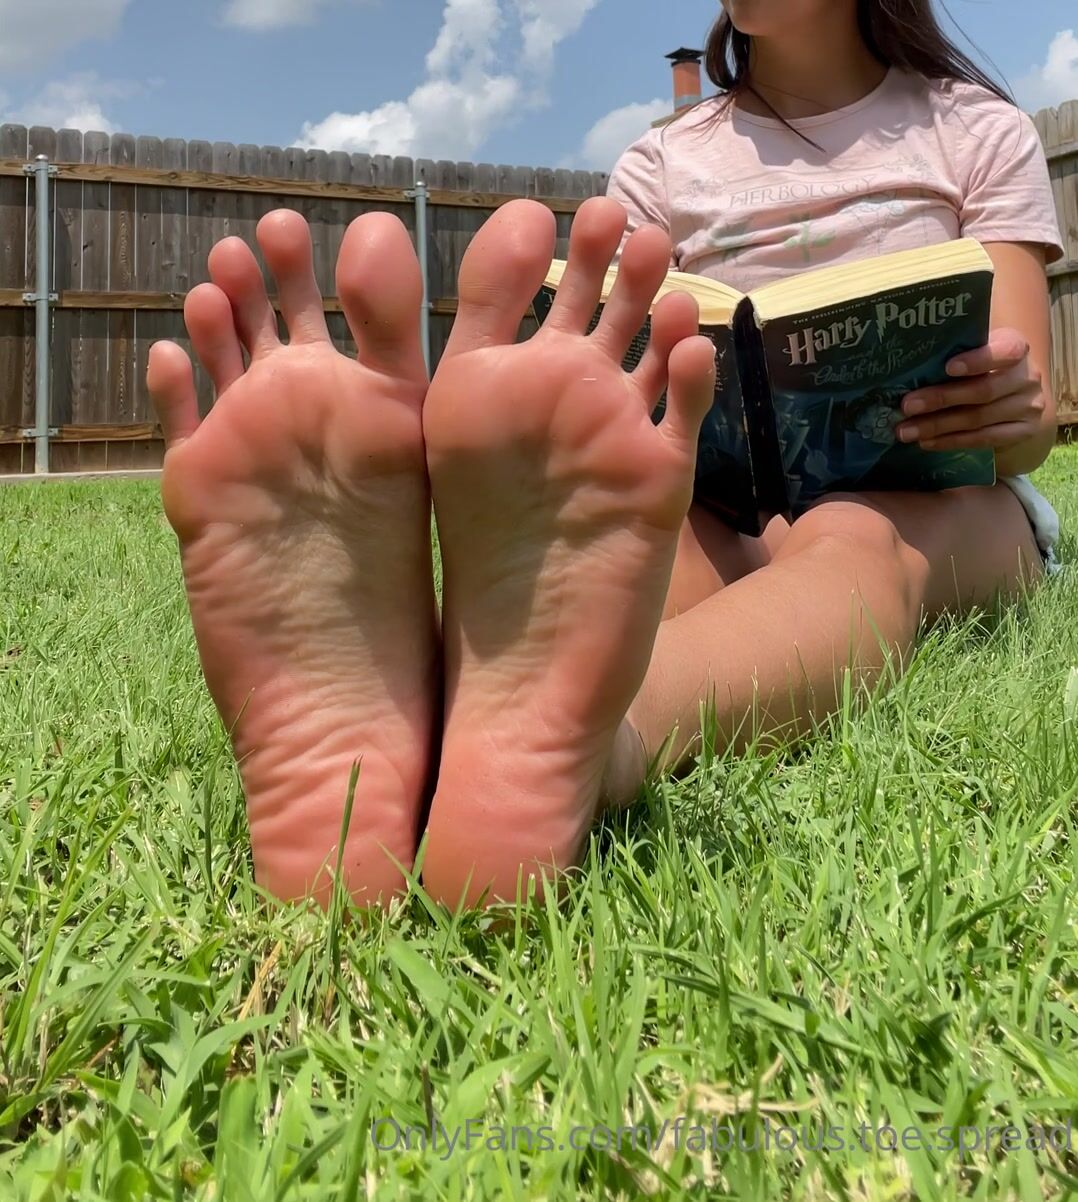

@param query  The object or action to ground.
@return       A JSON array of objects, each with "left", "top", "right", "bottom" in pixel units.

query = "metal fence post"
[
  {"left": 23, "top": 155, "right": 57, "bottom": 474},
  {"left": 408, "top": 179, "right": 432, "bottom": 376}
]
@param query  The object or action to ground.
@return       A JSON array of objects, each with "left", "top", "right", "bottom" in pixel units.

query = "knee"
[
  {"left": 797, "top": 494, "right": 907, "bottom": 562},
  {"left": 792, "top": 494, "right": 928, "bottom": 622}
]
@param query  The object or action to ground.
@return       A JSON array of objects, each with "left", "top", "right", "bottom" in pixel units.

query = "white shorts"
[{"left": 1001, "top": 475, "right": 1062, "bottom": 575}]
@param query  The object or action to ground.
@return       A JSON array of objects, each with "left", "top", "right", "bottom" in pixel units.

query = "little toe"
[
  {"left": 147, "top": 341, "right": 201, "bottom": 451},
  {"left": 442, "top": 199, "right": 557, "bottom": 357},
  {"left": 336, "top": 212, "right": 426, "bottom": 384},
  {"left": 184, "top": 283, "right": 245, "bottom": 394},
  {"left": 207, "top": 236, "right": 281, "bottom": 359},
  {"left": 543, "top": 196, "right": 627, "bottom": 334},
  {"left": 659, "top": 334, "right": 718, "bottom": 450},
  {"left": 257, "top": 210, "right": 330, "bottom": 345}
]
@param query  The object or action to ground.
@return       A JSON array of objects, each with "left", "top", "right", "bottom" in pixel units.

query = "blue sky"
[{"left": 0, "top": 0, "right": 1075, "bottom": 172}]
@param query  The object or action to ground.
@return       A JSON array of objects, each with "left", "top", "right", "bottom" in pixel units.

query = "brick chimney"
[{"left": 666, "top": 48, "right": 704, "bottom": 112}]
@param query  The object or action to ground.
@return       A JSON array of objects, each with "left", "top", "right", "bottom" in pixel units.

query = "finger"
[
  {"left": 903, "top": 361, "right": 1028, "bottom": 416},
  {"left": 183, "top": 283, "right": 245, "bottom": 394},
  {"left": 631, "top": 290, "right": 701, "bottom": 403},
  {"left": 945, "top": 328, "right": 1030, "bottom": 378},
  {"left": 920, "top": 422, "right": 1032, "bottom": 451},
  {"left": 590, "top": 224, "right": 675, "bottom": 362},
  {"left": 542, "top": 197, "right": 626, "bottom": 334},
  {"left": 257, "top": 209, "right": 330, "bottom": 345},
  {"left": 898, "top": 391, "right": 1041, "bottom": 443},
  {"left": 658, "top": 335, "right": 716, "bottom": 450},
  {"left": 147, "top": 342, "right": 201, "bottom": 451},
  {"left": 207, "top": 236, "right": 281, "bottom": 360},
  {"left": 337, "top": 211, "right": 426, "bottom": 384}
]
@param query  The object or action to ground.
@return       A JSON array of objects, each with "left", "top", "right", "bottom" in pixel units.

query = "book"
[{"left": 532, "top": 238, "right": 997, "bottom": 537}]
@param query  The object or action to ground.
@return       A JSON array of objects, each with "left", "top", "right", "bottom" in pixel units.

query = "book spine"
[{"left": 733, "top": 298, "right": 792, "bottom": 527}]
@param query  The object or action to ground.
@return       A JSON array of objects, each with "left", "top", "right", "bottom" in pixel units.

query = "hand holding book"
[{"left": 897, "top": 327, "right": 1045, "bottom": 452}]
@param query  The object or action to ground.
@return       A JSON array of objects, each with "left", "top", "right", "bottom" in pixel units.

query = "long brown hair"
[{"left": 698, "top": 0, "right": 1013, "bottom": 142}]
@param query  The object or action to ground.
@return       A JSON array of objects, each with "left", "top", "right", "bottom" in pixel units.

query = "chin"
[
  {"left": 721, "top": 0, "right": 773, "bottom": 36},
  {"left": 722, "top": 0, "right": 826, "bottom": 37}
]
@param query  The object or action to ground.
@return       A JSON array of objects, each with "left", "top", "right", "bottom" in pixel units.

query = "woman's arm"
[{"left": 896, "top": 241, "right": 1056, "bottom": 477}]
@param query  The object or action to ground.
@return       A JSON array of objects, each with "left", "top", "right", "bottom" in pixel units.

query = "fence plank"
[
  {"left": 78, "top": 131, "right": 111, "bottom": 423},
  {"left": 235, "top": 144, "right": 264, "bottom": 271},
  {"left": 320, "top": 151, "right": 348, "bottom": 290},
  {"left": 134, "top": 136, "right": 166, "bottom": 429},
  {"left": 425, "top": 160, "right": 454, "bottom": 304},
  {"left": 186, "top": 141, "right": 214, "bottom": 292},
  {"left": 108, "top": 133, "right": 137, "bottom": 423},
  {"left": 0, "top": 126, "right": 27, "bottom": 427},
  {"left": 304, "top": 148, "right": 332, "bottom": 295},
  {"left": 0, "top": 126, "right": 27, "bottom": 290},
  {"left": 1053, "top": 101, "right": 1078, "bottom": 412},
  {"left": 52, "top": 128, "right": 84, "bottom": 426},
  {"left": 151, "top": 137, "right": 192, "bottom": 418}
]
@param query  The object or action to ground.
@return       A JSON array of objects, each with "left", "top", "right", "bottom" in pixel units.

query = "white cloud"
[
  {"left": 2, "top": 73, "right": 129, "bottom": 133},
  {"left": 222, "top": 0, "right": 372, "bottom": 31},
  {"left": 0, "top": 0, "right": 131, "bottom": 72},
  {"left": 300, "top": 76, "right": 521, "bottom": 159},
  {"left": 562, "top": 98, "right": 670, "bottom": 171},
  {"left": 297, "top": 0, "right": 598, "bottom": 159},
  {"left": 1015, "top": 29, "right": 1078, "bottom": 112},
  {"left": 514, "top": 0, "right": 601, "bottom": 75},
  {"left": 427, "top": 0, "right": 503, "bottom": 75}
]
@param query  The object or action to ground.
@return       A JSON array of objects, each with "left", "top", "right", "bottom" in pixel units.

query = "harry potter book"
[{"left": 533, "top": 238, "right": 996, "bottom": 536}]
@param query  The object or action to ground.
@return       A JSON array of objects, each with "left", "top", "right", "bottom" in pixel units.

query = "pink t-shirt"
[{"left": 605, "top": 68, "right": 1064, "bottom": 294}]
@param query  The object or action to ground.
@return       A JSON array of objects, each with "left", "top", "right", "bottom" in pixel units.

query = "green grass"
[{"left": 1, "top": 452, "right": 1076, "bottom": 1201}]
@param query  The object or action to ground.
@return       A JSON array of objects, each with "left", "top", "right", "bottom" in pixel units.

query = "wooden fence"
[
  {"left": 1033, "top": 101, "right": 1078, "bottom": 431},
  {"left": 0, "top": 99, "right": 1076, "bottom": 474},
  {"left": 0, "top": 127, "right": 606, "bottom": 472}
]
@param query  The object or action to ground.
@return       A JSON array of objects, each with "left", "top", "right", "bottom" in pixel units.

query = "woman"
[
  {"left": 148, "top": 0, "right": 1062, "bottom": 909},
  {"left": 596, "top": 0, "right": 1063, "bottom": 783}
]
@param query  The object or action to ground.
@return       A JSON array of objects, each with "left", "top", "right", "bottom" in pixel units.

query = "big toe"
[
  {"left": 336, "top": 212, "right": 427, "bottom": 383},
  {"left": 442, "top": 199, "right": 558, "bottom": 356}
]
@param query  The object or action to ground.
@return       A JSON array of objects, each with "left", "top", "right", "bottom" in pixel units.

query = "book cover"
[{"left": 752, "top": 270, "right": 996, "bottom": 516}]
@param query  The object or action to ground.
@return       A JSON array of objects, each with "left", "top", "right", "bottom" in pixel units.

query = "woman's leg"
[
  {"left": 661, "top": 503, "right": 783, "bottom": 618},
  {"left": 605, "top": 482, "right": 1042, "bottom": 800}
]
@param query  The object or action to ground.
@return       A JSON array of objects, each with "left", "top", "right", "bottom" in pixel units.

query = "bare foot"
[
  {"left": 421, "top": 197, "right": 716, "bottom": 906},
  {"left": 147, "top": 210, "right": 438, "bottom": 907}
]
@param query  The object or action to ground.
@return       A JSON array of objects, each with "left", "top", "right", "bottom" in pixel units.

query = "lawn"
[{"left": 1, "top": 451, "right": 1076, "bottom": 1201}]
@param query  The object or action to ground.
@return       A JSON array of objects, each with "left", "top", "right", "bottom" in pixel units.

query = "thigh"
[
  {"left": 663, "top": 504, "right": 788, "bottom": 618},
  {"left": 787, "top": 482, "right": 1041, "bottom": 619}
]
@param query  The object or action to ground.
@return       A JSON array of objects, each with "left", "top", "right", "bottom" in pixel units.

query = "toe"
[
  {"left": 658, "top": 334, "right": 717, "bottom": 451},
  {"left": 257, "top": 210, "right": 330, "bottom": 345},
  {"left": 207, "top": 236, "right": 280, "bottom": 360},
  {"left": 184, "top": 283, "right": 245, "bottom": 394},
  {"left": 443, "top": 199, "right": 557, "bottom": 357},
  {"left": 631, "top": 289, "right": 701, "bottom": 404},
  {"left": 336, "top": 212, "right": 426, "bottom": 383},
  {"left": 147, "top": 341, "right": 201, "bottom": 450},
  {"left": 542, "top": 196, "right": 626, "bottom": 334},
  {"left": 590, "top": 224, "right": 674, "bottom": 363}
]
